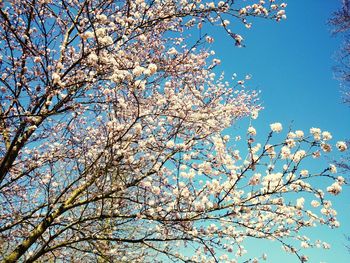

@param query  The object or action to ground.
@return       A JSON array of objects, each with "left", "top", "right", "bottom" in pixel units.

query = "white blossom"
[
  {"left": 248, "top": 126, "right": 257, "bottom": 136},
  {"left": 270, "top": 122, "right": 282, "bottom": 133},
  {"left": 336, "top": 141, "right": 347, "bottom": 152}
]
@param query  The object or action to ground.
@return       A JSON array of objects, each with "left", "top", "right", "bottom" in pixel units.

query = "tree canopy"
[{"left": 0, "top": 1, "right": 347, "bottom": 262}]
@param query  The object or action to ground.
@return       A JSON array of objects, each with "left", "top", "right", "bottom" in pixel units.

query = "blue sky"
[{"left": 207, "top": 0, "right": 350, "bottom": 262}]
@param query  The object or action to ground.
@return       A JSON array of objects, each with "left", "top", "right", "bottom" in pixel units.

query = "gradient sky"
[{"left": 205, "top": 0, "right": 350, "bottom": 262}]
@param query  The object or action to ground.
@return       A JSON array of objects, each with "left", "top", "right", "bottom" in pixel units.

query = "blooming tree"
[
  {"left": 329, "top": 0, "right": 350, "bottom": 188},
  {"left": 0, "top": 0, "right": 346, "bottom": 262},
  {"left": 329, "top": 0, "right": 350, "bottom": 103}
]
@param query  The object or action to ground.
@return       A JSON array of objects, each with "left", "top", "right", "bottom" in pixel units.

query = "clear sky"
[{"left": 206, "top": 0, "right": 350, "bottom": 262}]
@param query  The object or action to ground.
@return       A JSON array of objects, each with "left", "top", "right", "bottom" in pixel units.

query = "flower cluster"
[{"left": 0, "top": 0, "right": 346, "bottom": 262}]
